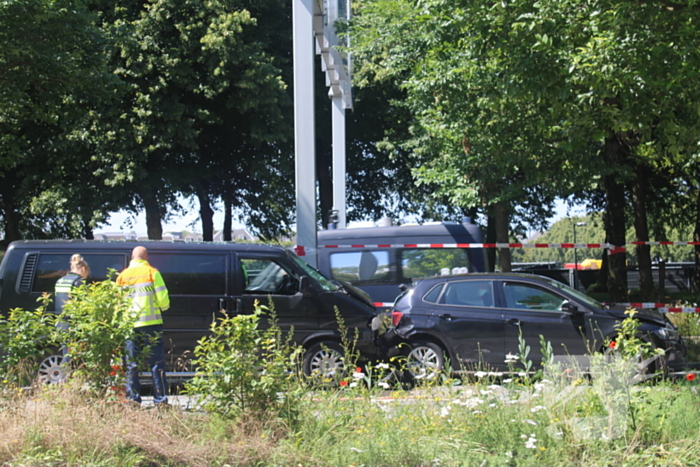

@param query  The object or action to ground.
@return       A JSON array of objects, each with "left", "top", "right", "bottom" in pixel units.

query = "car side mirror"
[
  {"left": 561, "top": 300, "right": 581, "bottom": 314},
  {"left": 299, "top": 276, "right": 312, "bottom": 296}
]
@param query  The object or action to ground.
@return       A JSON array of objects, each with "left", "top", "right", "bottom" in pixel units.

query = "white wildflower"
[
  {"left": 479, "top": 389, "right": 493, "bottom": 395},
  {"left": 505, "top": 452, "right": 513, "bottom": 458},
  {"left": 525, "top": 434, "right": 537, "bottom": 449},
  {"left": 378, "top": 381, "right": 390, "bottom": 389},
  {"left": 375, "top": 363, "right": 390, "bottom": 370},
  {"left": 352, "top": 372, "right": 365, "bottom": 379},
  {"left": 503, "top": 378, "right": 513, "bottom": 383},
  {"left": 530, "top": 405, "right": 546, "bottom": 413},
  {"left": 489, "top": 403, "right": 497, "bottom": 407},
  {"left": 505, "top": 353, "right": 518, "bottom": 363},
  {"left": 350, "top": 382, "right": 358, "bottom": 388},
  {"left": 350, "top": 447, "right": 363, "bottom": 452},
  {"left": 524, "top": 419, "right": 538, "bottom": 426},
  {"left": 440, "top": 406, "right": 451, "bottom": 418},
  {"left": 474, "top": 371, "right": 488, "bottom": 378}
]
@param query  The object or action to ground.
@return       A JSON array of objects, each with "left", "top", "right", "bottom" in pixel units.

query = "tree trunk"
[
  {"left": 196, "top": 186, "right": 214, "bottom": 242},
  {"left": 141, "top": 189, "right": 163, "bottom": 240},
  {"left": 485, "top": 213, "right": 497, "bottom": 272},
  {"left": 694, "top": 184, "right": 700, "bottom": 292},
  {"left": 602, "top": 135, "right": 629, "bottom": 302},
  {"left": 630, "top": 165, "right": 653, "bottom": 299},
  {"left": 223, "top": 198, "right": 232, "bottom": 242},
  {"left": 494, "top": 200, "right": 511, "bottom": 272},
  {"left": 0, "top": 194, "right": 21, "bottom": 249}
]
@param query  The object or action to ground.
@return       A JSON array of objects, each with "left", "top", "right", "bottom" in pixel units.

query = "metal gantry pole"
[
  {"left": 293, "top": 0, "right": 317, "bottom": 267},
  {"left": 332, "top": 96, "right": 347, "bottom": 229}
]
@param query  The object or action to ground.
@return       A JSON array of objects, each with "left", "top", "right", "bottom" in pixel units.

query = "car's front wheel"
[
  {"left": 404, "top": 340, "right": 445, "bottom": 382},
  {"left": 303, "top": 341, "right": 345, "bottom": 380}
]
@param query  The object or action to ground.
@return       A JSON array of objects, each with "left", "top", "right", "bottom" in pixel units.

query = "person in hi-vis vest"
[{"left": 117, "top": 246, "right": 170, "bottom": 405}]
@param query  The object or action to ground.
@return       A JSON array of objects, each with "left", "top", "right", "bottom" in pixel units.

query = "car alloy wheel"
[{"left": 405, "top": 340, "right": 445, "bottom": 381}]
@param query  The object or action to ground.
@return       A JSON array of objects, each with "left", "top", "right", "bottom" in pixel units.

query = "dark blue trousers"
[{"left": 125, "top": 324, "right": 168, "bottom": 404}]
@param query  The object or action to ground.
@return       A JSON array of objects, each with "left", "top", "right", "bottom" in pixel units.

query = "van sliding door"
[{"left": 147, "top": 252, "right": 229, "bottom": 372}]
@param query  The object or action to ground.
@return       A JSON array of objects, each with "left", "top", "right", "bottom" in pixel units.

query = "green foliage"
[
  {"left": 185, "top": 301, "right": 304, "bottom": 423},
  {"left": 0, "top": 296, "right": 57, "bottom": 386},
  {"left": 609, "top": 309, "right": 663, "bottom": 363},
  {"left": 59, "top": 276, "right": 135, "bottom": 393}
]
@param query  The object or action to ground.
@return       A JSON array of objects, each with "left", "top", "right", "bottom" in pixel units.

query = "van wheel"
[
  {"left": 404, "top": 340, "right": 445, "bottom": 382},
  {"left": 303, "top": 342, "right": 345, "bottom": 380},
  {"left": 38, "top": 355, "right": 69, "bottom": 384}
]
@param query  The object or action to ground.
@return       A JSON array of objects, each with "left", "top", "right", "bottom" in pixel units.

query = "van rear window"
[
  {"left": 401, "top": 248, "right": 472, "bottom": 281},
  {"left": 31, "top": 253, "right": 127, "bottom": 292},
  {"left": 329, "top": 251, "right": 392, "bottom": 285}
]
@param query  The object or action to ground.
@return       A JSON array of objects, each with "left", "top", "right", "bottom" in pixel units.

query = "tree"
[
  {"left": 92, "top": 0, "right": 294, "bottom": 240},
  {"left": 0, "top": 0, "right": 115, "bottom": 246},
  {"left": 351, "top": 0, "right": 700, "bottom": 300}
]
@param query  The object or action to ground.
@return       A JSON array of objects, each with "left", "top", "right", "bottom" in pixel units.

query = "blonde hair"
[{"left": 70, "top": 254, "right": 90, "bottom": 278}]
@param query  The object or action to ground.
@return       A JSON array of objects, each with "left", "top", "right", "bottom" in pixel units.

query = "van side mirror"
[
  {"left": 561, "top": 300, "right": 580, "bottom": 314},
  {"left": 299, "top": 276, "right": 312, "bottom": 296}
]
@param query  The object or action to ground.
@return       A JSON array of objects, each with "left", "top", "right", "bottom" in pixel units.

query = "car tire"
[
  {"left": 403, "top": 340, "right": 445, "bottom": 382},
  {"left": 303, "top": 341, "right": 345, "bottom": 380}
]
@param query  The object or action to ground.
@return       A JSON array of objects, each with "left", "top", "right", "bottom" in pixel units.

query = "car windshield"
[
  {"left": 544, "top": 276, "right": 605, "bottom": 309},
  {"left": 289, "top": 251, "right": 339, "bottom": 292}
]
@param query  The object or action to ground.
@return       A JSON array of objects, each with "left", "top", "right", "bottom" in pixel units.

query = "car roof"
[{"left": 413, "top": 272, "right": 555, "bottom": 286}]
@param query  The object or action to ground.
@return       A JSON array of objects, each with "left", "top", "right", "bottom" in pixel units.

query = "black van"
[
  {"left": 317, "top": 221, "right": 486, "bottom": 309},
  {"left": 0, "top": 240, "right": 380, "bottom": 376}
]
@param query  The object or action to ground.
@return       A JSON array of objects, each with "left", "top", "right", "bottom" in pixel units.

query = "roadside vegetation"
[{"left": 1, "top": 284, "right": 699, "bottom": 466}]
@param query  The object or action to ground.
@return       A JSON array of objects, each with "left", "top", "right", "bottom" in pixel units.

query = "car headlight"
[{"left": 656, "top": 326, "right": 679, "bottom": 341}]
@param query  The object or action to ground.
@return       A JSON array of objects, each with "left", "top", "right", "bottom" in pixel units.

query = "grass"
[{"left": 2, "top": 368, "right": 700, "bottom": 467}]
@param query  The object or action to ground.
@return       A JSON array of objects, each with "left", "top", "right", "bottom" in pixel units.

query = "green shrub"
[
  {"left": 59, "top": 276, "right": 135, "bottom": 394},
  {"left": 184, "top": 301, "right": 304, "bottom": 425},
  {"left": 0, "top": 295, "right": 57, "bottom": 386},
  {"left": 0, "top": 276, "right": 134, "bottom": 393}
]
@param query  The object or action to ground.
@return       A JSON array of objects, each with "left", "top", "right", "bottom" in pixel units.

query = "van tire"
[
  {"left": 403, "top": 340, "right": 445, "bottom": 382},
  {"left": 303, "top": 341, "right": 345, "bottom": 380},
  {"left": 38, "top": 354, "right": 70, "bottom": 384}
]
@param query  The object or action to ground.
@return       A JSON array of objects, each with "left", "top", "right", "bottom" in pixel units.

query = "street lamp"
[{"left": 573, "top": 221, "right": 587, "bottom": 290}]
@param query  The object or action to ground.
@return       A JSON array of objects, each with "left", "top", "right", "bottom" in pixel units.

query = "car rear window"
[
  {"left": 423, "top": 283, "right": 444, "bottom": 303},
  {"left": 439, "top": 280, "right": 494, "bottom": 307}
]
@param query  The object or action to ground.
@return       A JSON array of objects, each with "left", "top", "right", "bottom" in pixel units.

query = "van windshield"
[{"left": 289, "top": 252, "right": 339, "bottom": 292}]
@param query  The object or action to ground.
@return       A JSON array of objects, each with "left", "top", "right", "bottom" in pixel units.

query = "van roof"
[
  {"left": 6, "top": 239, "right": 285, "bottom": 254},
  {"left": 317, "top": 222, "right": 483, "bottom": 245}
]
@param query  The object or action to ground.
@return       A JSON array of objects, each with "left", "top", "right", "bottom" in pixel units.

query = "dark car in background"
[{"left": 380, "top": 273, "right": 686, "bottom": 379}]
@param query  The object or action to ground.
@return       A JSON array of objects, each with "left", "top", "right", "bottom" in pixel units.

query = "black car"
[{"left": 380, "top": 273, "right": 686, "bottom": 379}]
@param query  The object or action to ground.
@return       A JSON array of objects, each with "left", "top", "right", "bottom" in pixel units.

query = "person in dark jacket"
[{"left": 54, "top": 254, "right": 90, "bottom": 359}]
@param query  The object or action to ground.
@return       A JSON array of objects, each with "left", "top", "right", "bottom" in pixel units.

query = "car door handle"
[
  {"left": 219, "top": 298, "right": 227, "bottom": 312},
  {"left": 440, "top": 314, "right": 453, "bottom": 321},
  {"left": 506, "top": 318, "right": 521, "bottom": 326}
]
